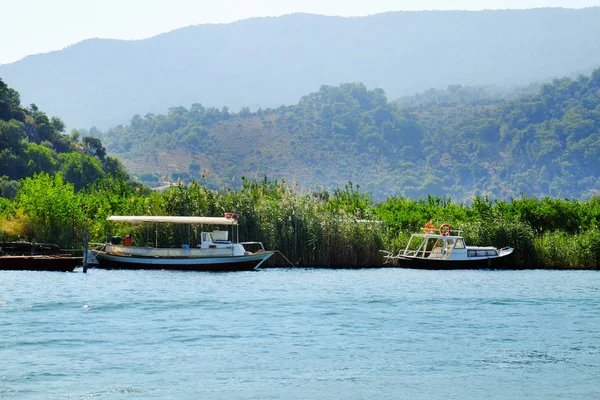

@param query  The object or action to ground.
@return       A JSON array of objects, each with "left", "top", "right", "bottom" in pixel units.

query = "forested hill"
[
  {"left": 0, "top": 79, "right": 127, "bottom": 196},
  {"left": 2, "top": 8, "right": 600, "bottom": 129},
  {"left": 90, "top": 68, "right": 600, "bottom": 201}
]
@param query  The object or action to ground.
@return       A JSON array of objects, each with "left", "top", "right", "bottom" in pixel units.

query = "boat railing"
[
  {"left": 0, "top": 241, "right": 62, "bottom": 256},
  {"left": 107, "top": 244, "right": 235, "bottom": 257},
  {"left": 240, "top": 241, "right": 266, "bottom": 253},
  {"left": 380, "top": 250, "right": 398, "bottom": 264},
  {"left": 381, "top": 248, "right": 439, "bottom": 263},
  {"left": 404, "top": 245, "right": 438, "bottom": 259}
]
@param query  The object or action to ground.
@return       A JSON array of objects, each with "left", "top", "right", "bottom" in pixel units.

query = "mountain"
[
  {"left": 2, "top": 8, "right": 600, "bottom": 130},
  {"left": 86, "top": 68, "right": 600, "bottom": 201}
]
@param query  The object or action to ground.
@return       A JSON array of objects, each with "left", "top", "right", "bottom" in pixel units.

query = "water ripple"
[{"left": 0, "top": 269, "right": 599, "bottom": 399}]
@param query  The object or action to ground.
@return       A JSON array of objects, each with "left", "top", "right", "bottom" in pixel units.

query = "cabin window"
[
  {"left": 455, "top": 239, "right": 465, "bottom": 249},
  {"left": 427, "top": 239, "right": 445, "bottom": 259},
  {"left": 404, "top": 236, "right": 424, "bottom": 257},
  {"left": 211, "top": 230, "right": 229, "bottom": 242},
  {"left": 467, "top": 249, "right": 497, "bottom": 257}
]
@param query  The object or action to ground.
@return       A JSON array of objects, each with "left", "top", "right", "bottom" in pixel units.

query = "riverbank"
[{"left": 2, "top": 175, "right": 600, "bottom": 269}]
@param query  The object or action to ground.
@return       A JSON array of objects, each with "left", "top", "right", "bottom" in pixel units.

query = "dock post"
[{"left": 83, "top": 229, "right": 89, "bottom": 273}]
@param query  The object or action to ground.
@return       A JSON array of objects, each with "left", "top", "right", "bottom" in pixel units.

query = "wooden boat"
[
  {"left": 0, "top": 242, "right": 81, "bottom": 272},
  {"left": 94, "top": 215, "right": 274, "bottom": 271},
  {"left": 382, "top": 223, "right": 514, "bottom": 269}
]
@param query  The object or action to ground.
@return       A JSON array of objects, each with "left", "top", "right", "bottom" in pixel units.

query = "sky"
[{"left": 2, "top": 0, "right": 600, "bottom": 65}]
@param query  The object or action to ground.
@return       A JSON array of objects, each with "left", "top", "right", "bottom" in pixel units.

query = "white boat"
[
  {"left": 382, "top": 223, "right": 514, "bottom": 269},
  {"left": 94, "top": 215, "right": 274, "bottom": 271}
]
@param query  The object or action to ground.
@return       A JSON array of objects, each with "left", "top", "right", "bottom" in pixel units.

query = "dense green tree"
[
  {"left": 102, "top": 155, "right": 128, "bottom": 180},
  {"left": 82, "top": 136, "right": 107, "bottom": 160},
  {"left": 24, "top": 143, "right": 57, "bottom": 175},
  {"left": 0, "top": 149, "right": 26, "bottom": 179},
  {"left": 58, "top": 152, "right": 105, "bottom": 190},
  {"left": 0, "top": 178, "right": 21, "bottom": 199},
  {"left": 15, "top": 173, "right": 83, "bottom": 246},
  {"left": 0, "top": 119, "right": 26, "bottom": 152}
]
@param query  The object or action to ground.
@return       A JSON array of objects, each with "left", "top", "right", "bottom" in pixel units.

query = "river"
[{"left": 1, "top": 268, "right": 599, "bottom": 399}]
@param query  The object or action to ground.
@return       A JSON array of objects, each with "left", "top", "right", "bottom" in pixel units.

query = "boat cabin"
[{"left": 200, "top": 230, "right": 230, "bottom": 248}]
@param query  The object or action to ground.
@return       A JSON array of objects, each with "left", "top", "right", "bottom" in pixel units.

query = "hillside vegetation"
[
  {"left": 90, "top": 68, "right": 600, "bottom": 201},
  {"left": 0, "top": 78, "right": 128, "bottom": 196},
  {"left": 2, "top": 8, "right": 600, "bottom": 129}
]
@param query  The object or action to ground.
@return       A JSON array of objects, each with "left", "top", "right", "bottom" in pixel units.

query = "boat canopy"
[{"left": 107, "top": 216, "right": 238, "bottom": 225}]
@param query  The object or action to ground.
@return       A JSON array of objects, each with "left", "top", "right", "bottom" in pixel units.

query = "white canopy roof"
[{"left": 107, "top": 216, "right": 238, "bottom": 225}]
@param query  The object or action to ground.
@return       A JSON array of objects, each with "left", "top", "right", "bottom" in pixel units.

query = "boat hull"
[
  {"left": 95, "top": 251, "right": 274, "bottom": 272},
  {"left": 0, "top": 256, "right": 81, "bottom": 272},
  {"left": 396, "top": 254, "right": 513, "bottom": 270}
]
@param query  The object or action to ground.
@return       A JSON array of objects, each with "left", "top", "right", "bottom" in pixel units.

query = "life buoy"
[
  {"left": 424, "top": 222, "right": 435, "bottom": 234},
  {"left": 439, "top": 224, "right": 451, "bottom": 236},
  {"left": 225, "top": 213, "right": 239, "bottom": 220}
]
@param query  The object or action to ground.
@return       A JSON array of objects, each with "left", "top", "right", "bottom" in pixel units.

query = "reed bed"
[
  {"left": 2, "top": 174, "right": 600, "bottom": 269},
  {"left": 534, "top": 231, "right": 600, "bottom": 269}
]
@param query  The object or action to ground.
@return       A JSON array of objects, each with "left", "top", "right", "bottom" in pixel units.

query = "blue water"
[{"left": 1, "top": 268, "right": 599, "bottom": 399}]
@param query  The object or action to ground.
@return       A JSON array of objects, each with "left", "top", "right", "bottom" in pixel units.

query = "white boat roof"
[
  {"left": 107, "top": 216, "right": 238, "bottom": 225},
  {"left": 411, "top": 233, "right": 463, "bottom": 239}
]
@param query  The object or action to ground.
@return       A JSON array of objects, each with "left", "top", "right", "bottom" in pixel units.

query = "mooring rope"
[{"left": 274, "top": 250, "right": 296, "bottom": 268}]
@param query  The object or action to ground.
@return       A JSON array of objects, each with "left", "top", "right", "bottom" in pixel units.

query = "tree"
[
  {"left": 58, "top": 152, "right": 105, "bottom": 190},
  {"left": 34, "top": 112, "right": 56, "bottom": 143},
  {"left": 0, "top": 119, "right": 26, "bottom": 152},
  {"left": 16, "top": 173, "right": 83, "bottom": 245},
  {"left": 0, "top": 79, "right": 19, "bottom": 121},
  {"left": 0, "top": 178, "right": 21, "bottom": 198},
  {"left": 51, "top": 116, "right": 66, "bottom": 133},
  {"left": 25, "top": 143, "right": 57, "bottom": 175},
  {"left": 102, "top": 155, "right": 129, "bottom": 180},
  {"left": 0, "top": 149, "right": 26, "bottom": 179},
  {"left": 82, "top": 136, "right": 107, "bottom": 160},
  {"left": 70, "top": 129, "right": 80, "bottom": 142}
]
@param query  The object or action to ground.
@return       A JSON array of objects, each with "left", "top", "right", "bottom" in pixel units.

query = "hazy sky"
[{"left": 2, "top": 0, "right": 600, "bottom": 65}]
